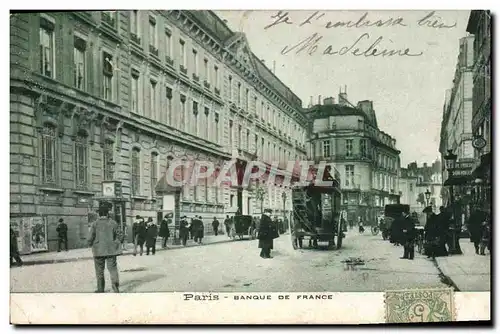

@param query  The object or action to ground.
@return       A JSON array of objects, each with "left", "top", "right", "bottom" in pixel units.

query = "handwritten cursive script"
[
  {"left": 281, "top": 33, "right": 424, "bottom": 57},
  {"left": 265, "top": 10, "right": 456, "bottom": 30}
]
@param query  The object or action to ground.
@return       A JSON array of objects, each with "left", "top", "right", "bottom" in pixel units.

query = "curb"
[
  {"left": 432, "top": 258, "right": 461, "bottom": 292},
  {"left": 15, "top": 237, "right": 240, "bottom": 267}
]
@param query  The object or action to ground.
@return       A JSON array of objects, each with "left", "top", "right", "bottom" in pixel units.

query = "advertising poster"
[{"left": 30, "top": 216, "right": 48, "bottom": 252}]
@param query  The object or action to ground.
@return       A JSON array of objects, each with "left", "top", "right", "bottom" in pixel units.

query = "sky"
[{"left": 215, "top": 10, "right": 471, "bottom": 167}]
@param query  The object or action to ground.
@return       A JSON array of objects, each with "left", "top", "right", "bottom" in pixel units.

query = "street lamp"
[
  {"left": 255, "top": 183, "right": 266, "bottom": 215},
  {"left": 444, "top": 149, "right": 461, "bottom": 255},
  {"left": 281, "top": 191, "right": 287, "bottom": 232},
  {"left": 425, "top": 189, "right": 431, "bottom": 207}
]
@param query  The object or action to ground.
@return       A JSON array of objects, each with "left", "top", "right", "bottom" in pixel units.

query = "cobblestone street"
[{"left": 12, "top": 232, "right": 482, "bottom": 293}]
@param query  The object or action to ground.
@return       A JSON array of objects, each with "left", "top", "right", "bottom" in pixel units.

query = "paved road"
[{"left": 11, "top": 232, "right": 449, "bottom": 293}]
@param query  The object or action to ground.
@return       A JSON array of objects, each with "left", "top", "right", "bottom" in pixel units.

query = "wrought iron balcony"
[
  {"left": 180, "top": 65, "right": 187, "bottom": 75},
  {"left": 101, "top": 12, "right": 115, "bottom": 28},
  {"left": 130, "top": 33, "right": 141, "bottom": 45},
  {"left": 165, "top": 56, "right": 174, "bottom": 67},
  {"left": 149, "top": 45, "right": 159, "bottom": 57}
]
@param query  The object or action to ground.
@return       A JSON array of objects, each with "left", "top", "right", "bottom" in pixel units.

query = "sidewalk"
[
  {"left": 435, "top": 240, "right": 491, "bottom": 291},
  {"left": 16, "top": 234, "right": 234, "bottom": 267}
]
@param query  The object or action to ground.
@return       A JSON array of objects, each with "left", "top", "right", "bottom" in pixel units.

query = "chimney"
[
  {"left": 424, "top": 163, "right": 428, "bottom": 168},
  {"left": 308, "top": 96, "right": 313, "bottom": 108},
  {"left": 272, "top": 60, "right": 276, "bottom": 74},
  {"left": 318, "top": 95, "right": 322, "bottom": 105},
  {"left": 338, "top": 86, "right": 348, "bottom": 106},
  {"left": 323, "top": 97, "right": 335, "bottom": 105}
]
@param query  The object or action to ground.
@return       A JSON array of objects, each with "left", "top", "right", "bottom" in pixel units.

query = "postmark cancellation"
[{"left": 385, "top": 288, "right": 455, "bottom": 323}]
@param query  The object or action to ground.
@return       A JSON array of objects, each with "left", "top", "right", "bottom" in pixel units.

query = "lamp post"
[
  {"left": 425, "top": 189, "right": 431, "bottom": 207},
  {"left": 444, "top": 149, "right": 462, "bottom": 255},
  {"left": 282, "top": 191, "right": 287, "bottom": 233},
  {"left": 255, "top": 183, "right": 266, "bottom": 215}
]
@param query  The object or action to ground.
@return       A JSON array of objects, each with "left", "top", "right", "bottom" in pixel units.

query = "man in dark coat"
[
  {"left": 224, "top": 215, "right": 231, "bottom": 237},
  {"left": 132, "top": 215, "right": 147, "bottom": 256},
  {"left": 193, "top": 216, "right": 204, "bottom": 244},
  {"left": 10, "top": 227, "right": 23, "bottom": 267},
  {"left": 88, "top": 201, "right": 122, "bottom": 293},
  {"left": 179, "top": 216, "right": 189, "bottom": 246},
  {"left": 159, "top": 215, "right": 171, "bottom": 249},
  {"left": 56, "top": 218, "right": 68, "bottom": 252},
  {"left": 466, "top": 209, "right": 486, "bottom": 254},
  {"left": 397, "top": 209, "right": 416, "bottom": 260},
  {"left": 258, "top": 209, "right": 279, "bottom": 259},
  {"left": 435, "top": 207, "right": 450, "bottom": 256},
  {"left": 423, "top": 206, "right": 439, "bottom": 258},
  {"left": 212, "top": 217, "right": 220, "bottom": 236},
  {"left": 145, "top": 218, "right": 158, "bottom": 255}
]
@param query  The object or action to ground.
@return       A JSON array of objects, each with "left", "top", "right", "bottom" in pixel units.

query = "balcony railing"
[
  {"left": 180, "top": 65, "right": 188, "bottom": 75},
  {"left": 149, "top": 45, "right": 159, "bottom": 57},
  {"left": 165, "top": 56, "right": 174, "bottom": 67},
  {"left": 130, "top": 33, "right": 141, "bottom": 45},
  {"left": 101, "top": 12, "right": 115, "bottom": 28}
]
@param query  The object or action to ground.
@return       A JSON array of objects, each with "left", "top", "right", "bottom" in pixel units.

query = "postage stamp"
[{"left": 385, "top": 288, "right": 455, "bottom": 323}]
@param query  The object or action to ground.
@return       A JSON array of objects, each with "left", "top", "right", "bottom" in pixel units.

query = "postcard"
[{"left": 9, "top": 9, "right": 491, "bottom": 324}]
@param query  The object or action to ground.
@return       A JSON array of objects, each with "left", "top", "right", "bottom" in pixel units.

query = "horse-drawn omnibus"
[{"left": 291, "top": 165, "right": 345, "bottom": 250}]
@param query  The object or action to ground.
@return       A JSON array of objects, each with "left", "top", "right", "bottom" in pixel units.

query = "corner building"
[
  {"left": 10, "top": 10, "right": 307, "bottom": 252},
  {"left": 305, "top": 93, "right": 401, "bottom": 224}
]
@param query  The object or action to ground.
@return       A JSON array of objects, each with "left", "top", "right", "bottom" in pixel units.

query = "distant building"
[
  {"left": 305, "top": 90, "right": 401, "bottom": 224},
  {"left": 400, "top": 161, "right": 443, "bottom": 213}
]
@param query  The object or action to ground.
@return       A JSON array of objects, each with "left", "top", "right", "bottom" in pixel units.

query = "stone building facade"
[
  {"left": 305, "top": 92, "right": 400, "bottom": 225},
  {"left": 466, "top": 10, "right": 492, "bottom": 214},
  {"left": 10, "top": 10, "right": 307, "bottom": 252}
]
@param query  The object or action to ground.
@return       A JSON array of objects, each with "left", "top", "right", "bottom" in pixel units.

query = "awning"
[
  {"left": 472, "top": 152, "right": 492, "bottom": 178},
  {"left": 443, "top": 176, "right": 472, "bottom": 186}
]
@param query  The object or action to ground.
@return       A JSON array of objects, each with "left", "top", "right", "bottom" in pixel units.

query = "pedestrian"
[
  {"left": 145, "top": 218, "right": 158, "bottom": 256},
  {"left": 10, "top": 227, "right": 23, "bottom": 267},
  {"left": 224, "top": 215, "right": 231, "bottom": 237},
  {"left": 159, "top": 214, "right": 171, "bottom": 249},
  {"left": 56, "top": 218, "right": 68, "bottom": 252},
  {"left": 132, "top": 215, "right": 146, "bottom": 256},
  {"left": 466, "top": 208, "right": 486, "bottom": 254},
  {"left": 258, "top": 208, "right": 279, "bottom": 259},
  {"left": 88, "top": 201, "right": 122, "bottom": 293},
  {"left": 189, "top": 217, "right": 195, "bottom": 240},
  {"left": 212, "top": 217, "right": 219, "bottom": 236},
  {"left": 358, "top": 220, "right": 365, "bottom": 234},
  {"left": 479, "top": 215, "right": 491, "bottom": 255},
  {"left": 195, "top": 216, "right": 204, "bottom": 244},
  {"left": 398, "top": 209, "right": 416, "bottom": 260},
  {"left": 423, "top": 207, "right": 438, "bottom": 258},
  {"left": 179, "top": 216, "right": 189, "bottom": 246},
  {"left": 436, "top": 207, "right": 450, "bottom": 256},
  {"left": 121, "top": 223, "right": 128, "bottom": 250}
]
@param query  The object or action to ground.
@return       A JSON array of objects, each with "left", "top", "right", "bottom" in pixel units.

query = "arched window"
[
  {"left": 75, "top": 131, "right": 89, "bottom": 189},
  {"left": 150, "top": 152, "right": 158, "bottom": 197},
  {"left": 131, "top": 147, "right": 141, "bottom": 195},
  {"left": 103, "top": 140, "right": 115, "bottom": 181},
  {"left": 41, "top": 123, "right": 57, "bottom": 185}
]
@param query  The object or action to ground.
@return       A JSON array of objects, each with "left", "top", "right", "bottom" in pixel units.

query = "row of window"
[
  {"left": 38, "top": 14, "right": 305, "bottom": 153},
  {"left": 131, "top": 9, "right": 306, "bottom": 144},
  {"left": 40, "top": 123, "right": 226, "bottom": 202}
]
